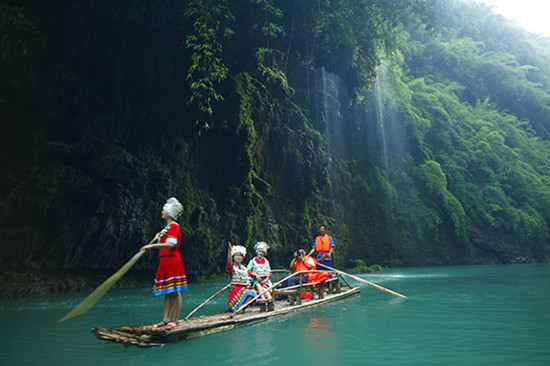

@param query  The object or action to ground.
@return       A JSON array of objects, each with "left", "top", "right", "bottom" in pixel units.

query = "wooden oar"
[
  {"left": 184, "top": 283, "right": 231, "bottom": 320},
  {"left": 316, "top": 263, "right": 407, "bottom": 299},
  {"left": 57, "top": 237, "right": 157, "bottom": 323}
]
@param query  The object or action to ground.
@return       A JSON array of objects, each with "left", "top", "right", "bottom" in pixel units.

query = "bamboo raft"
[{"left": 92, "top": 271, "right": 359, "bottom": 347}]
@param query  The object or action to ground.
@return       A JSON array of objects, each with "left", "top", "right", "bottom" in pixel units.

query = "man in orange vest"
[{"left": 307, "top": 224, "right": 334, "bottom": 268}]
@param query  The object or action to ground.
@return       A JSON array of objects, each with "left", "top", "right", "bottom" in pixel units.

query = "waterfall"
[
  {"left": 373, "top": 66, "right": 397, "bottom": 237},
  {"left": 311, "top": 65, "right": 406, "bottom": 252},
  {"left": 373, "top": 63, "right": 406, "bottom": 177},
  {"left": 314, "top": 67, "right": 347, "bottom": 223},
  {"left": 375, "top": 70, "right": 391, "bottom": 179},
  {"left": 371, "top": 62, "right": 410, "bottom": 258}
]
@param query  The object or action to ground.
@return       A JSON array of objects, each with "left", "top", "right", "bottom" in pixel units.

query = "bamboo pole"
[
  {"left": 58, "top": 237, "right": 157, "bottom": 323},
  {"left": 184, "top": 283, "right": 232, "bottom": 320},
  {"left": 316, "top": 263, "right": 407, "bottom": 299},
  {"left": 338, "top": 272, "right": 352, "bottom": 288}
]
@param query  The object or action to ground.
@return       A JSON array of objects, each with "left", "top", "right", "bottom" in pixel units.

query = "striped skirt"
[
  {"left": 153, "top": 255, "right": 188, "bottom": 296},
  {"left": 227, "top": 285, "right": 257, "bottom": 312}
]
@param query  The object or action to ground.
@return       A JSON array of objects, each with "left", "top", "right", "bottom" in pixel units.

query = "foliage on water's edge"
[{"left": 348, "top": 260, "right": 385, "bottom": 274}]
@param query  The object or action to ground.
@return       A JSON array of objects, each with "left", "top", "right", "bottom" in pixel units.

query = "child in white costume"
[
  {"left": 227, "top": 242, "right": 256, "bottom": 312},
  {"left": 247, "top": 241, "right": 273, "bottom": 301}
]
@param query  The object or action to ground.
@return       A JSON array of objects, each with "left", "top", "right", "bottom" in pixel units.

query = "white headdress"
[
  {"left": 254, "top": 241, "right": 269, "bottom": 254},
  {"left": 163, "top": 197, "right": 183, "bottom": 219},
  {"left": 231, "top": 245, "right": 247, "bottom": 257}
]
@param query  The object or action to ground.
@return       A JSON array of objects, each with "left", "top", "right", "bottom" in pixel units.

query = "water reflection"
[
  {"left": 297, "top": 312, "right": 340, "bottom": 364},
  {"left": 304, "top": 314, "right": 334, "bottom": 344}
]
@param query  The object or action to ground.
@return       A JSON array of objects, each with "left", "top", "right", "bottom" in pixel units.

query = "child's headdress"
[{"left": 231, "top": 245, "right": 247, "bottom": 257}]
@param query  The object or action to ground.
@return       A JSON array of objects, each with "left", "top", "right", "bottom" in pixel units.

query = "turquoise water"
[{"left": 1, "top": 264, "right": 549, "bottom": 365}]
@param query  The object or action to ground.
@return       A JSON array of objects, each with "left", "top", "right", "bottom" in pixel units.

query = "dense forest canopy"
[{"left": 1, "top": 0, "right": 550, "bottom": 297}]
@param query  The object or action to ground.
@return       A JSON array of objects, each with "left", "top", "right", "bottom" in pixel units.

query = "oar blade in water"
[{"left": 58, "top": 250, "right": 146, "bottom": 323}]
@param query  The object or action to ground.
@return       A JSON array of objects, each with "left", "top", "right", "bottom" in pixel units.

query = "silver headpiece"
[
  {"left": 231, "top": 245, "right": 247, "bottom": 257},
  {"left": 163, "top": 197, "right": 183, "bottom": 219},
  {"left": 254, "top": 241, "right": 269, "bottom": 254}
]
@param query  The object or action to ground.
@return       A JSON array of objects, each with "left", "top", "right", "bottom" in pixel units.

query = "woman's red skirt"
[{"left": 153, "top": 255, "right": 188, "bottom": 296}]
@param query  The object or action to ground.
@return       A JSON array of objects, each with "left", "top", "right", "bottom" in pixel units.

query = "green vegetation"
[
  {"left": 1, "top": 0, "right": 550, "bottom": 296},
  {"left": 348, "top": 260, "right": 384, "bottom": 274}
]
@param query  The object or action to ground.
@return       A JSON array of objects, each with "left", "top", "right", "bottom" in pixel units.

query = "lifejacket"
[
  {"left": 307, "top": 271, "right": 331, "bottom": 283},
  {"left": 315, "top": 235, "right": 332, "bottom": 253},
  {"left": 296, "top": 256, "right": 316, "bottom": 273}
]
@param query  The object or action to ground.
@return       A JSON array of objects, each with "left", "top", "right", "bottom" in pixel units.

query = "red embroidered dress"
[
  {"left": 153, "top": 222, "right": 188, "bottom": 296},
  {"left": 226, "top": 263, "right": 256, "bottom": 312}
]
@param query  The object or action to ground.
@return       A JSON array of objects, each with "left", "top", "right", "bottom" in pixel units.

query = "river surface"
[{"left": 1, "top": 264, "right": 549, "bottom": 365}]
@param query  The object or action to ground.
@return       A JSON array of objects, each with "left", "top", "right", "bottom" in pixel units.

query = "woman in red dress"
[{"left": 141, "top": 197, "right": 188, "bottom": 328}]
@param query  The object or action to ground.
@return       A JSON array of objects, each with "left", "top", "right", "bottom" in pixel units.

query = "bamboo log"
[
  {"left": 92, "top": 327, "right": 161, "bottom": 347},
  {"left": 184, "top": 283, "right": 232, "bottom": 320}
]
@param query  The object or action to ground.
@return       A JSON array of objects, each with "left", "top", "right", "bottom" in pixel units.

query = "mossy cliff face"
[{"left": 2, "top": 0, "right": 550, "bottom": 297}]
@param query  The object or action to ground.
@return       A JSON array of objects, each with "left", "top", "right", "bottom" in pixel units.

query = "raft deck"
[{"left": 92, "top": 277, "right": 359, "bottom": 347}]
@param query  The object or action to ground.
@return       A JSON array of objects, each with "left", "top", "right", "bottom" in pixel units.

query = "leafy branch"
[{"left": 184, "top": 0, "right": 234, "bottom": 127}]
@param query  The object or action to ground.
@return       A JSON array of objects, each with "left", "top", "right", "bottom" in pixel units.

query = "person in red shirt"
[
  {"left": 281, "top": 248, "right": 316, "bottom": 288},
  {"left": 141, "top": 197, "right": 188, "bottom": 328}
]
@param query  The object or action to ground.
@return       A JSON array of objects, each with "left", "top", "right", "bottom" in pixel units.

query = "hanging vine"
[{"left": 184, "top": 0, "right": 234, "bottom": 128}]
